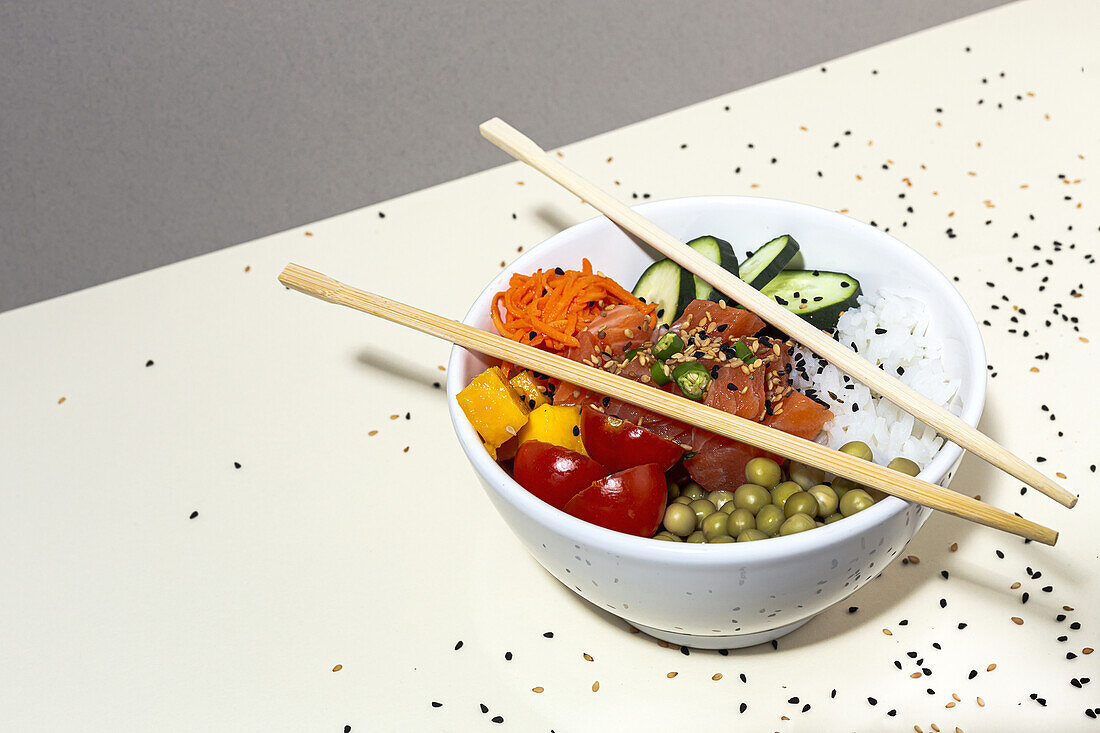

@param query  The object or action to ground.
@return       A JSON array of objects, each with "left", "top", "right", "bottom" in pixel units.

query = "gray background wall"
[{"left": 0, "top": 0, "right": 1010, "bottom": 313}]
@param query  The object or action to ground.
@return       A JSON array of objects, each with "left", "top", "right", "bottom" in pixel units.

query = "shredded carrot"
[{"left": 491, "top": 259, "right": 657, "bottom": 364}]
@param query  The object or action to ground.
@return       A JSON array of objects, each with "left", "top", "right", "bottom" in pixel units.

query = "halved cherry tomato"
[
  {"left": 513, "top": 441, "right": 610, "bottom": 510},
  {"left": 580, "top": 406, "right": 684, "bottom": 472},
  {"left": 562, "top": 463, "right": 667, "bottom": 537}
]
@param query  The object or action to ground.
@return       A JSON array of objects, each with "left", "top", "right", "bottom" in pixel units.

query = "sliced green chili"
[
  {"left": 651, "top": 332, "right": 685, "bottom": 361},
  {"left": 649, "top": 361, "right": 672, "bottom": 386},
  {"left": 733, "top": 340, "right": 757, "bottom": 364},
  {"left": 671, "top": 362, "right": 710, "bottom": 401}
]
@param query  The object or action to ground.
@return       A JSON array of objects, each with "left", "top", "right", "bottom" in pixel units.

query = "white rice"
[{"left": 790, "top": 289, "right": 965, "bottom": 470}]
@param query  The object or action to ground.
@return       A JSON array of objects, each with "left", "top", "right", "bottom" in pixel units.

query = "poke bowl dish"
[{"left": 447, "top": 195, "right": 986, "bottom": 648}]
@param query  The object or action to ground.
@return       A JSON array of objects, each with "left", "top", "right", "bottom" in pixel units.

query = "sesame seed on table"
[{"left": 0, "top": 1, "right": 1096, "bottom": 730}]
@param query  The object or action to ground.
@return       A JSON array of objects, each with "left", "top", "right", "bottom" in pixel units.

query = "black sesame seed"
[
  {"left": 848, "top": 606, "right": 859, "bottom": 614},
  {"left": 681, "top": 646, "right": 690, "bottom": 655},
  {"left": 941, "top": 571, "right": 949, "bottom": 580},
  {"left": 739, "top": 703, "right": 747, "bottom": 713},
  {"left": 1022, "top": 592, "right": 1030, "bottom": 604},
  {"left": 1067, "top": 652, "right": 1078, "bottom": 660},
  {"left": 939, "top": 598, "right": 947, "bottom": 608},
  {"left": 969, "top": 670, "right": 978, "bottom": 679},
  {"left": 431, "top": 702, "right": 442, "bottom": 708},
  {"left": 996, "top": 550, "right": 1005, "bottom": 559},
  {"left": 894, "top": 660, "right": 902, "bottom": 669},
  {"left": 802, "top": 704, "right": 810, "bottom": 713},
  {"left": 189, "top": 510, "right": 198, "bottom": 519},
  {"left": 831, "top": 689, "right": 837, "bottom": 699},
  {"left": 543, "top": 632, "right": 554, "bottom": 638},
  {"left": 1070, "top": 622, "right": 1081, "bottom": 630},
  {"left": 234, "top": 462, "right": 241, "bottom": 469},
  {"left": 927, "top": 688, "right": 935, "bottom": 695},
  {"left": 480, "top": 704, "right": 489, "bottom": 713},
  {"left": 887, "top": 709, "right": 897, "bottom": 716},
  {"left": 572, "top": 426, "right": 580, "bottom": 436},
  {"left": 455, "top": 641, "right": 463, "bottom": 650},
  {"left": 491, "top": 715, "right": 504, "bottom": 723},
  {"left": 908, "top": 651, "right": 918, "bottom": 658},
  {"left": 718, "top": 649, "right": 728, "bottom": 656},
  {"left": 740, "top": 673, "right": 747, "bottom": 683},
  {"left": 867, "top": 697, "right": 877, "bottom": 706},
  {"left": 959, "top": 622, "right": 968, "bottom": 630},
  {"left": 788, "top": 697, "right": 799, "bottom": 704},
  {"left": 504, "top": 651, "right": 513, "bottom": 660}
]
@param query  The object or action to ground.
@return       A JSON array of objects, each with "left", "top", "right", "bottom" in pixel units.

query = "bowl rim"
[{"left": 447, "top": 194, "right": 987, "bottom": 562}]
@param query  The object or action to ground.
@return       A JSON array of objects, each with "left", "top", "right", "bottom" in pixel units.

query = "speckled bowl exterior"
[{"left": 447, "top": 196, "right": 987, "bottom": 648}]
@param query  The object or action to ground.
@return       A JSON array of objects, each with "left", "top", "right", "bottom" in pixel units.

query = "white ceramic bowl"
[{"left": 447, "top": 196, "right": 986, "bottom": 648}]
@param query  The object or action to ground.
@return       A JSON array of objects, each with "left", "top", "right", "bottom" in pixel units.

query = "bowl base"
[{"left": 632, "top": 616, "right": 814, "bottom": 650}]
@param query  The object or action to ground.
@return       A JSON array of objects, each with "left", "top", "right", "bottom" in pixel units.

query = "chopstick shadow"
[
  {"left": 534, "top": 205, "right": 577, "bottom": 234},
  {"left": 353, "top": 347, "right": 448, "bottom": 392}
]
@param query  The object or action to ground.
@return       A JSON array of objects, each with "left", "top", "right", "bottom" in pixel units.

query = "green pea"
[
  {"left": 783, "top": 491, "right": 819, "bottom": 519},
  {"left": 839, "top": 489, "right": 875, "bottom": 517},
  {"left": 808, "top": 484, "right": 839, "bottom": 516},
  {"left": 707, "top": 490, "right": 736, "bottom": 511},
  {"left": 866, "top": 488, "right": 889, "bottom": 503},
  {"left": 779, "top": 513, "right": 816, "bottom": 536},
  {"left": 732, "top": 484, "right": 771, "bottom": 515},
  {"left": 663, "top": 503, "right": 697, "bottom": 537},
  {"left": 823, "top": 512, "right": 844, "bottom": 524},
  {"left": 681, "top": 482, "right": 707, "bottom": 501},
  {"left": 754, "top": 504, "right": 784, "bottom": 536},
  {"left": 839, "top": 440, "right": 873, "bottom": 462},
  {"left": 788, "top": 461, "right": 825, "bottom": 490},
  {"left": 830, "top": 477, "right": 856, "bottom": 497},
  {"left": 685, "top": 530, "right": 707, "bottom": 543},
  {"left": 667, "top": 481, "right": 681, "bottom": 502},
  {"left": 725, "top": 508, "right": 756, "bottom": 538},
  {"left": 703, "top": 512, "right": 730, "bottom": 541},
  {"left": 719, "top": 500, "right": 738, "bottom": 515},
  {"left": 770, "top": 481, "right": 802, "bottom": 510},
  {"left": 744, "top": 457, "right": 783, "bottom": 489},
  {"left": 688, "top": 499, "right": 717, "bottom": 529},
  {"left": 653, "top": 531, "right": 682, "bottom": 542},
  {"left": 736, "top": 528, "right": 768, "bottom": 542},
  {"left": 673, "top": 495, "right": 693, "bottom": 505},
  {"left": 888, "top": 457, "right": 921, "bottom": 476},
  {"left": 708, "top": 534, "right": 735, "bottom": 543}
]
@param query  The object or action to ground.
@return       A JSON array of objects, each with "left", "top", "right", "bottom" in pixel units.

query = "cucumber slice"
[
  {"left": 631, "top": 258, "right": 693, "bottom": 326},
  {"left": 739, "top": 235, "right": 801, "bottom": 290},
  {"left": 685, "top": 235, "right": 739, "bottom": 302},
  {"left": 759, "top": 269, "right": 862, "bottom": 330}
]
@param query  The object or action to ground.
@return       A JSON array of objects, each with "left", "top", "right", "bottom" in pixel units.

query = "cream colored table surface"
[{"left": 1, "top": 1, "right": 1096, "bottom": 730}]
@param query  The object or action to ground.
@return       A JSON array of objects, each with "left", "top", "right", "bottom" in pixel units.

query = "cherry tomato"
[
  {"left": 513, "top": 441, "right": 610, "bottom": 510},
  {"left": 580, "top": 406, "right": 684, "bottom": 472},
  {"left": 562, "top": 463, "right": 666, "bottom": 537}
]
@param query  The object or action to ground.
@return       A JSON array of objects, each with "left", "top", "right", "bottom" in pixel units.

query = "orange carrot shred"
[{"left": 491, "top": 262, "right": 656, "bottom": 358}]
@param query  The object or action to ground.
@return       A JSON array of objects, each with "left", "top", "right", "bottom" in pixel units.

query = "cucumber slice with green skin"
[
  {"left": 739, "top": 235, "right": 801, "bottom": 290},
  {"left": 759, "top": 269, "right": 862, "bottom": 330},
  {"left": 685, "top": 235, "right": 739, "bottom": 302},
  {"left": 631, "top": 258, "right": 693, "bottom": 326}
]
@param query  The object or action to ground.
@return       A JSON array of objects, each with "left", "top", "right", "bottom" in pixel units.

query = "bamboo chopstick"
[
  {"left": 478, "top": 117, "right": 1077, "bottom": 510},
  {"left": 278, "top": 263, "right": 1057, "bottom": 546}
]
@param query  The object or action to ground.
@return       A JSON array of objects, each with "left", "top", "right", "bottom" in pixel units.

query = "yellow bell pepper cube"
[
  {"left": 457, "top": 366, "right": 530, "bottom": 449},
  {"left": 508, "top": 371, "right": 550, "bottom": 410},
  {"left": 515, "top": 404, "right": 587, "bottom": 456}
]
